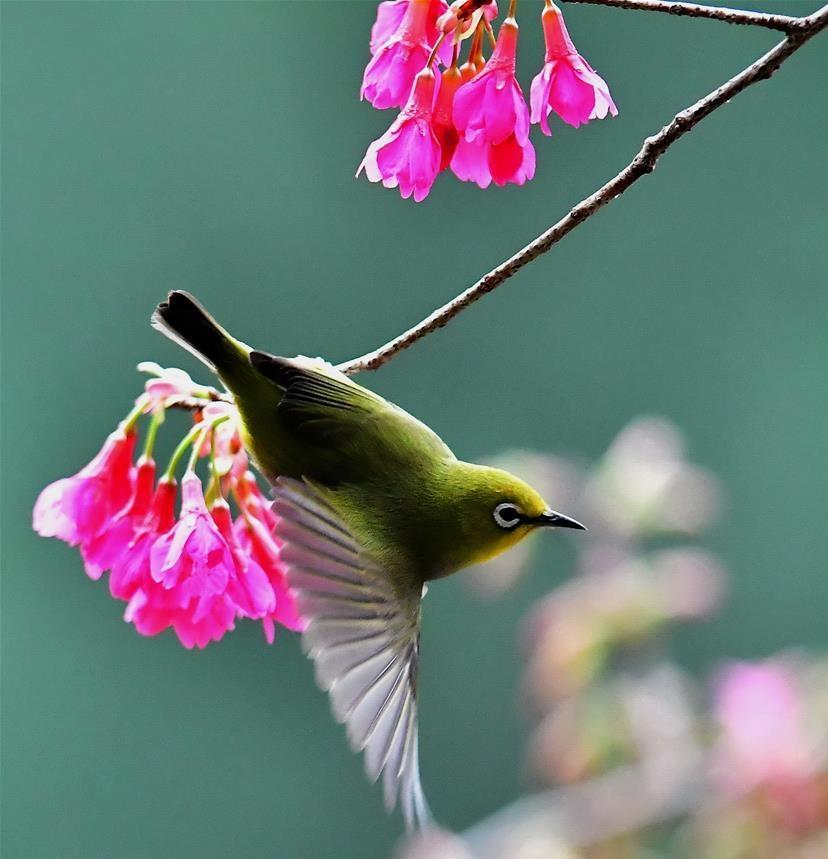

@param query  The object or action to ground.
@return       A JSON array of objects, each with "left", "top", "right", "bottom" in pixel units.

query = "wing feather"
[{"left": 273, "top": 476, "right": 432, "bottom": 832}]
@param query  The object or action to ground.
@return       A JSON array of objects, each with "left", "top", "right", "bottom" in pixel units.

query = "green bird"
[{"left": 153, "top": 291, "right": 585, "bottom": 830}]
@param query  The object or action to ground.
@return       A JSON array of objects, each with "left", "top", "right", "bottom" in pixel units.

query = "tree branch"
[
  {"left": 568, "top": 0, "right": 805, "bottom": 33},
  {"left": 338, "top": 3, "right": 828, "bottom": 376}
]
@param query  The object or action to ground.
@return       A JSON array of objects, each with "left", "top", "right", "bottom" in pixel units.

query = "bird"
[{"left": 153, "top": 290, "right": 585, "bottom": 831}]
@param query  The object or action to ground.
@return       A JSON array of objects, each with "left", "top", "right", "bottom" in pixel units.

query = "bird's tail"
[{"left": 152, "top": 291, "right": 251, "bottom": 380}]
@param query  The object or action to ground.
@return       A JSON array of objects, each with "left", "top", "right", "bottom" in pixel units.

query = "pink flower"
[
  {"left": 211, "top": 501, "right": 275, "bottom": 621},
  {"left": 452, "top": 18, "right": 535, "bottom": 188},
  {"left": 127, "top": 471, "right": 240, "bottom": 648},
  {"left": 33, "top": 428, "right": 137, "bottom": 549},
  {"left": 234, "top": 471, "right": 277, "bottom": 528},
  {"left": 530, "top": 1, "right": 617, "bottom": 134},
  {"left": 433, "top": 65, "right": 464, "bottom": 171},
  {"left": 109, "top": 476, "right": 177, "bottom": 601},
  {"left": 362, "top": 0, "right": 451, "bottom": 110},
  {"left": 712, "top": 661, "right": 816, "bottom": 796},
  {"left": 80, "top": 456, "right": 156, "bottom": 580},
  {"left": 358, "top": 68, "right": 442, "bottom": 202},
  {"left": 235, "top": 514, "right": 305, "bottom": 641},
  {"left": 370, "top": 0, "right": 409, "bottom": 55},
  {"left": 138, "top": 362, "right": 207, "bottom": 409}
]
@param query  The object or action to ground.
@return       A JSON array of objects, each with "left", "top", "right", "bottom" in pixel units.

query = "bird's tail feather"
[{"left": 152, "top": 291, "right": 247, "bottom": 374}]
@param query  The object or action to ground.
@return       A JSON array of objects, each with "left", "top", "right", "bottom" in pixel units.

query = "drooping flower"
[
  {"left": 362, "top": 0, "right": 452, "bottom": 110},
  {"left": 370, "top": 0, "right": 451, "bottom": 57},
  {"left": 80, "top": 456, "right": 156, "bottom": 580},
  {"left": 452, "top": 17, "right": 535, "bottom": 188},
  {"left": 211, "top": 500, "right": 275, "bottom": 621},
  {"left": 234, "top": 470, "right": 277, "bottom": 528},
  {"left": 358, "top": 68, "right": 442, "bottom": 202},
  {"left": 127, "top": 471, "right": 242, "bottom": 648},
  {"left": 33, "top": 428, "right": 137, "bottom": 550},
  {"left": 432, "top": 65, "right": 464, "bottom": 171},
  {"left": 109, "top": 475, "right": 177, "bottom": 601},
  {"left": 370, "top": 0, "right": 409, "bottom": 54},
  {"left": 530, "top": 1, "right": 617, "bottom": 134},
  {"left": 712, "top": 661, "right": 817, "bottom": 797},
  {"left": 235, "top": 513, "right": 305, "bottom": 640}
]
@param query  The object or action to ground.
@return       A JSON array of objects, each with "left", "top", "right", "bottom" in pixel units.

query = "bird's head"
[{"left": 445, "top": 463, "right": 585, "bottom": 571}]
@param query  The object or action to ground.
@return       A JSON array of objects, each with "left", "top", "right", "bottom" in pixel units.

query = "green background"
[{"left": 3, "top": 1, "right": 826, "bottom": 856}]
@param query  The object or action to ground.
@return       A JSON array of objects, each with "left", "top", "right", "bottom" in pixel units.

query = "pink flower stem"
[
  {"left": 507, "top": 0, "right": 518, "bottom": 19},
  {"left": 484, "top": 19, "right": 497, "bottom": 48},
  {"left": 468, "top": 21, "right": 485, "bottom": 65},
  {"left": 450, "top": 38, "right": 461, "bottom": 69},
  {"left": 427, "top": 30, "right": 448, "bottom": 67}
]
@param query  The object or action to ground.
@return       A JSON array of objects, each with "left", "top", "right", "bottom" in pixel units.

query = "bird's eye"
[{"left": 493, "top": 502, "right": 522, "bottom": 529}]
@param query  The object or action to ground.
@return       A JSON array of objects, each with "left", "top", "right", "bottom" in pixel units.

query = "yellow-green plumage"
[{"left": 153, "top": 291, "right": 584, "bottom": 831}]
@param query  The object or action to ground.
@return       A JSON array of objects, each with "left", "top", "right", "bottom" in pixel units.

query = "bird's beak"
[{"left": 534, "top": 509, "right": 587, "bottom": 531}]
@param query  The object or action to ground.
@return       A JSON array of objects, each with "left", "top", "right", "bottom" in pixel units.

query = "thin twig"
[
  {"left": 568, "top": 0, "right": 805, "bottom": 33},
  {"left": 339, "top": 4, "right": 828, "bottom": 375}
]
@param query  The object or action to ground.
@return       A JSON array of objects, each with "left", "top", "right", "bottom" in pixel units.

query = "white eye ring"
[{"left": 493, "top": 502, "right": 522, "bottom": 529}]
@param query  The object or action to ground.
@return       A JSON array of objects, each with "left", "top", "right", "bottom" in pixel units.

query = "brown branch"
[
  {"left": 339, "top": 3, "right": 828, "bottom": 375},
  {"left": 568, "top": 0, "right": 805, "bottom": 33}
]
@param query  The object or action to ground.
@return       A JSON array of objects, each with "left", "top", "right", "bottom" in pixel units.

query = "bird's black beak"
[{"left": 534, "top": 509, "right": 587, "bottom": 531}]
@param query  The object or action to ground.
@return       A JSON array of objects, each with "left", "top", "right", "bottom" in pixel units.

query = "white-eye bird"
[{"left": 153, "top": 291, "right": 585, "bottom": 831}]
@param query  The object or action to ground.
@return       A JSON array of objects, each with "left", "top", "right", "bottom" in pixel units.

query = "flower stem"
[
  {"left": 163, "top": 421, "right": 207, "bottom": 481},
  {"left": 508, "top": 0, "right": 518, "bottom": 20},
  {"left": 121, "top": 394, "right": 150, "bottom": 433},
  {"left": 208, "top": 430, "right": 224, "bottom": 501},
  {"left": 141, "top": 408, "right": 164, "bottom": 459},
  {"left": 427, "top": 31, "right": 447, "bottom": 68},
  {"left": 186, "top": 425, "right": 211, "bottom": 474}
]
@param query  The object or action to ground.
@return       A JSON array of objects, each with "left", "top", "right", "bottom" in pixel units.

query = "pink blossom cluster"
[
  {"left": 33, "top": 366, "right": 303, "bottom": 649},
  {"left": 358, "top": 0, "right": 617, "bottom": 201},
  {"left": 711, "top": 660, "right": 828, "bottom": 834}
]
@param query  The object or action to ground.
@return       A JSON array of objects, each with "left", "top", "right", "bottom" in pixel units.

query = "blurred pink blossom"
[{"left": 712, "top": 660, "right": 819, "bottom": 795}]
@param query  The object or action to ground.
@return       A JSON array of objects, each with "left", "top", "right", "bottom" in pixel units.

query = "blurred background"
[{"left": 2, "top": 2, "right": 826, "bottom": 857}]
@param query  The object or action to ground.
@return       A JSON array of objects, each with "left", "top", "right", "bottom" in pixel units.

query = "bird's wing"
[
  {"left": 249, "top": 351, "right": 452, "bottom": 461},
  {"left": 272, "top": 476, "right": 432, "bottom": 832}
]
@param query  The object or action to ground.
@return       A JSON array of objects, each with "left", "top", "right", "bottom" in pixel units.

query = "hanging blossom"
[
  {"left": 357, "top": 0, "right": 618, "bottom": 202},
  {"left": 452, "top": 16, "right": 535, "bottom": 188},
  {"left": 362, "top": 0, "right": 452, "bottom": 110},
  {"left": 530, "top": 0, "right": 617, "bottom": 133},
  {"left": 357, "top": 0, "right": 616, "bottom": 200},
  {"left": 33, "top": 364, "right": 304, "bottom": 649},
  {"left": 358, "top": 68, "right": 442, "bottom": 202}
]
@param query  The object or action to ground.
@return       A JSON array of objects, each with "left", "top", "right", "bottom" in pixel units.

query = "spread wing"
[{"left": 272, "top": 477, "right": 432, "bottom": 831}]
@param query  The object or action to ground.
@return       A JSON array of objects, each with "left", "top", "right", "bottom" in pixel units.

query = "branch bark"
[
  {"left": 339, "top": 3, "right": 828, "bottom": 376},
  {"left": 568, "top": 0, "right": 806, "bottom": 33}
]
